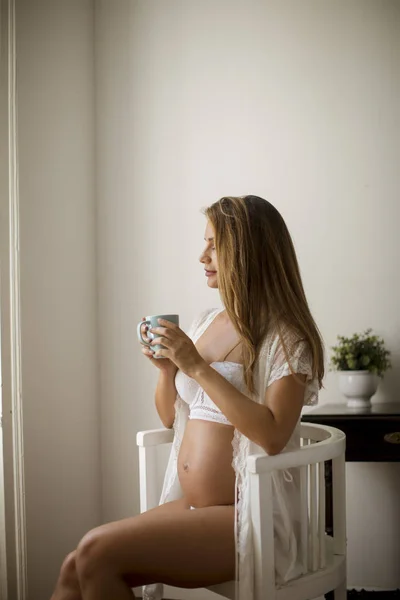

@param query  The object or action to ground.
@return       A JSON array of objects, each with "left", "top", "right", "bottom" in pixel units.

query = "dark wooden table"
[
  {"left": 302, "top": 403, "right": 400, "bottom": 598},
  {"left": 302, "top": 402, "right": 400, "bottom": 462}
]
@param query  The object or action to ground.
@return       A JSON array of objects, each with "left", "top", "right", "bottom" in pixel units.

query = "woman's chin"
[{"left": 207, "top": 277, "right": 218, "bottom": 289}]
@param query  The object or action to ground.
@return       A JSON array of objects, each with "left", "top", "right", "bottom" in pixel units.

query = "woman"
[{"left": 51, "top": 195, "right": 323, "bottom": 600}]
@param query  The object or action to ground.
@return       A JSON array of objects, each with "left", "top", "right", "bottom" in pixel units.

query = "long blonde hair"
[{"left": 203, "top": 195, "right": 324, "bottom": 394}]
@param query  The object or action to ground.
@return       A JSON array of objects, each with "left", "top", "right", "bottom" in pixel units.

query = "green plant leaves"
[{"left": 330, "top": 329, "right": 391, "bottom": 377}]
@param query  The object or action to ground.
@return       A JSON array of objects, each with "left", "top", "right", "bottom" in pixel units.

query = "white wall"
[
  {"left": 96, "top": 0, "right": 400, "bottom": 592},
  {"left": 16, "top": 1, "right": 100, "bottom": 599},
  {"left": 12, "top": 0, "right": 400, "bottom": 596}
]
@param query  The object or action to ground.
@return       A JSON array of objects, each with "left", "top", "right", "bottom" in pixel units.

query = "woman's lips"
[{"left": 205, "top": 270, "right": 217, "bottom": 277}]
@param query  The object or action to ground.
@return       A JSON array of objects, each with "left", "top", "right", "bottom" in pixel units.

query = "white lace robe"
[{"left": 143, "top": 308, "right": 319, "bottom": 600}]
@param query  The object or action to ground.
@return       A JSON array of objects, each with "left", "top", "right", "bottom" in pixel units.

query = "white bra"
[
  {"left": 175, "top": 361, "right": 249, "bottom": 426},
  {"left": 175, "top": 308, "right": 250, "bottom": 426}
]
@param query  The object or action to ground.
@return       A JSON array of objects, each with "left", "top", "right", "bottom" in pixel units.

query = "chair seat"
[
  {"left": 207, "top": 536, "right": 341, "bottom": 600},
  {"left": 276, "top": 555, "right": 346, "bottom": 600}
]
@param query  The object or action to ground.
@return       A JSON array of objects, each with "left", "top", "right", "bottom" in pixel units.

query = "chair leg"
[{"left": 334, "top": 578, "right": 347, "bottom": 600}]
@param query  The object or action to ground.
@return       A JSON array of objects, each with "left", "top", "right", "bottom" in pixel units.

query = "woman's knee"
[
  {"left": 59, "top": 551, "right": 79, "bottom": 587},
  {"left": 75, "top": 528, "right": 111, "bottom": 581}
]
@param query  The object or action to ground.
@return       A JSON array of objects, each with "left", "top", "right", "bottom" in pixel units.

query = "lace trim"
[
  {"left": 231, "top": 428, "right": 252, "bottom": 600},
  {"left": 189, "top": 389, "right": 233, "bottom": 425},
  {"left": 189, "top": 408, "right": 232, "bottom": 426},
  {"left": 161, "top": 395, "right": 184, "bottom": 503}
]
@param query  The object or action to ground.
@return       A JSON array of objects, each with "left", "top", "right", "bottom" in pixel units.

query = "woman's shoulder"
[
  {"left": 258, "top": 322, "right": 313, "bottom": 375},
  {"left": 259, "top": 322, "right": 319, "bottom": 406}
]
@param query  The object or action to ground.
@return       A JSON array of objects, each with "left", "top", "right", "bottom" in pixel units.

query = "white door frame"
[{"left": 0, "top": 0, "right": 28, "bottom": 598}]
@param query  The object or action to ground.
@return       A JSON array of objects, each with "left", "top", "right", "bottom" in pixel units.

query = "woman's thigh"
[{"left": 76, "top": 498, "right": 235, "bottom": 589}]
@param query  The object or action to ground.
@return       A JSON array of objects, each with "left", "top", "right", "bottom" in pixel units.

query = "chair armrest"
[
  {"left": 136, "top": 428, "right": 174, "bottom": 447},
  {"left": 247, "top": 428, "right": 345, "bottom": 474}
]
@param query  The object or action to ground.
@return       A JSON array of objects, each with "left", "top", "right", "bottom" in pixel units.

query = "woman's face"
[{"left": 199, "top": 220, "right": 218, "bottom": 289}]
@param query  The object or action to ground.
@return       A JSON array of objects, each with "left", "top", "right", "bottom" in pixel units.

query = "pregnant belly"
[{"left": 177, "top": 419, "right": 236, "bottom": 508}]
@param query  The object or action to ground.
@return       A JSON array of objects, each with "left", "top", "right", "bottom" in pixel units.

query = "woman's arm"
[
  {"left": 192, "top": 363, "right": 306, "bottom": 454},
  {"left": 154, "top": 367, "right": 178, "bottom": 429}
]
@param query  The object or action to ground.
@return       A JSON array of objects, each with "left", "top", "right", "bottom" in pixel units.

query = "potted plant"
[{"left": 330, "top": 329, "right": 391, "bottom": 408}]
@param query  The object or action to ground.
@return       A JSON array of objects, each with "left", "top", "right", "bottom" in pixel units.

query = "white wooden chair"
[{"left": 136, "top": 422, "right": 347, "bottom": 600}]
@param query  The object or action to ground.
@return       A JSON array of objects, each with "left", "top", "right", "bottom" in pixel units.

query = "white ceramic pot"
[{"left": 338, "top": 370, "right": 379, "bottom": 408}]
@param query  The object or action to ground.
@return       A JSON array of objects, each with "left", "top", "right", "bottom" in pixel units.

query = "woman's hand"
[
  {"left": 149, "top": 318, "right": 207, "bottom": 377},
  {"left": 139, "top": 318, "right": 177, "bottom": 374}
]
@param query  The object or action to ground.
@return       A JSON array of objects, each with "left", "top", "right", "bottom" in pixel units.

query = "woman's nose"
[{"left": 199, "top": 252, "right": 210, "bottom": 264}]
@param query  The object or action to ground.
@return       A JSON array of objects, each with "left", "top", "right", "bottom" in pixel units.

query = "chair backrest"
[
  {"left": 246, "top": 422, "right": 346, "bottom": 600},
  {"left": 298, "top": 423, "right": 346, "bottom": 576}
]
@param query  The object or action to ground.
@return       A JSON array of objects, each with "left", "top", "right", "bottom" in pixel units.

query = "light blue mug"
[{"left": 137, "top": 314, "right": 180, "bottom": 358}]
